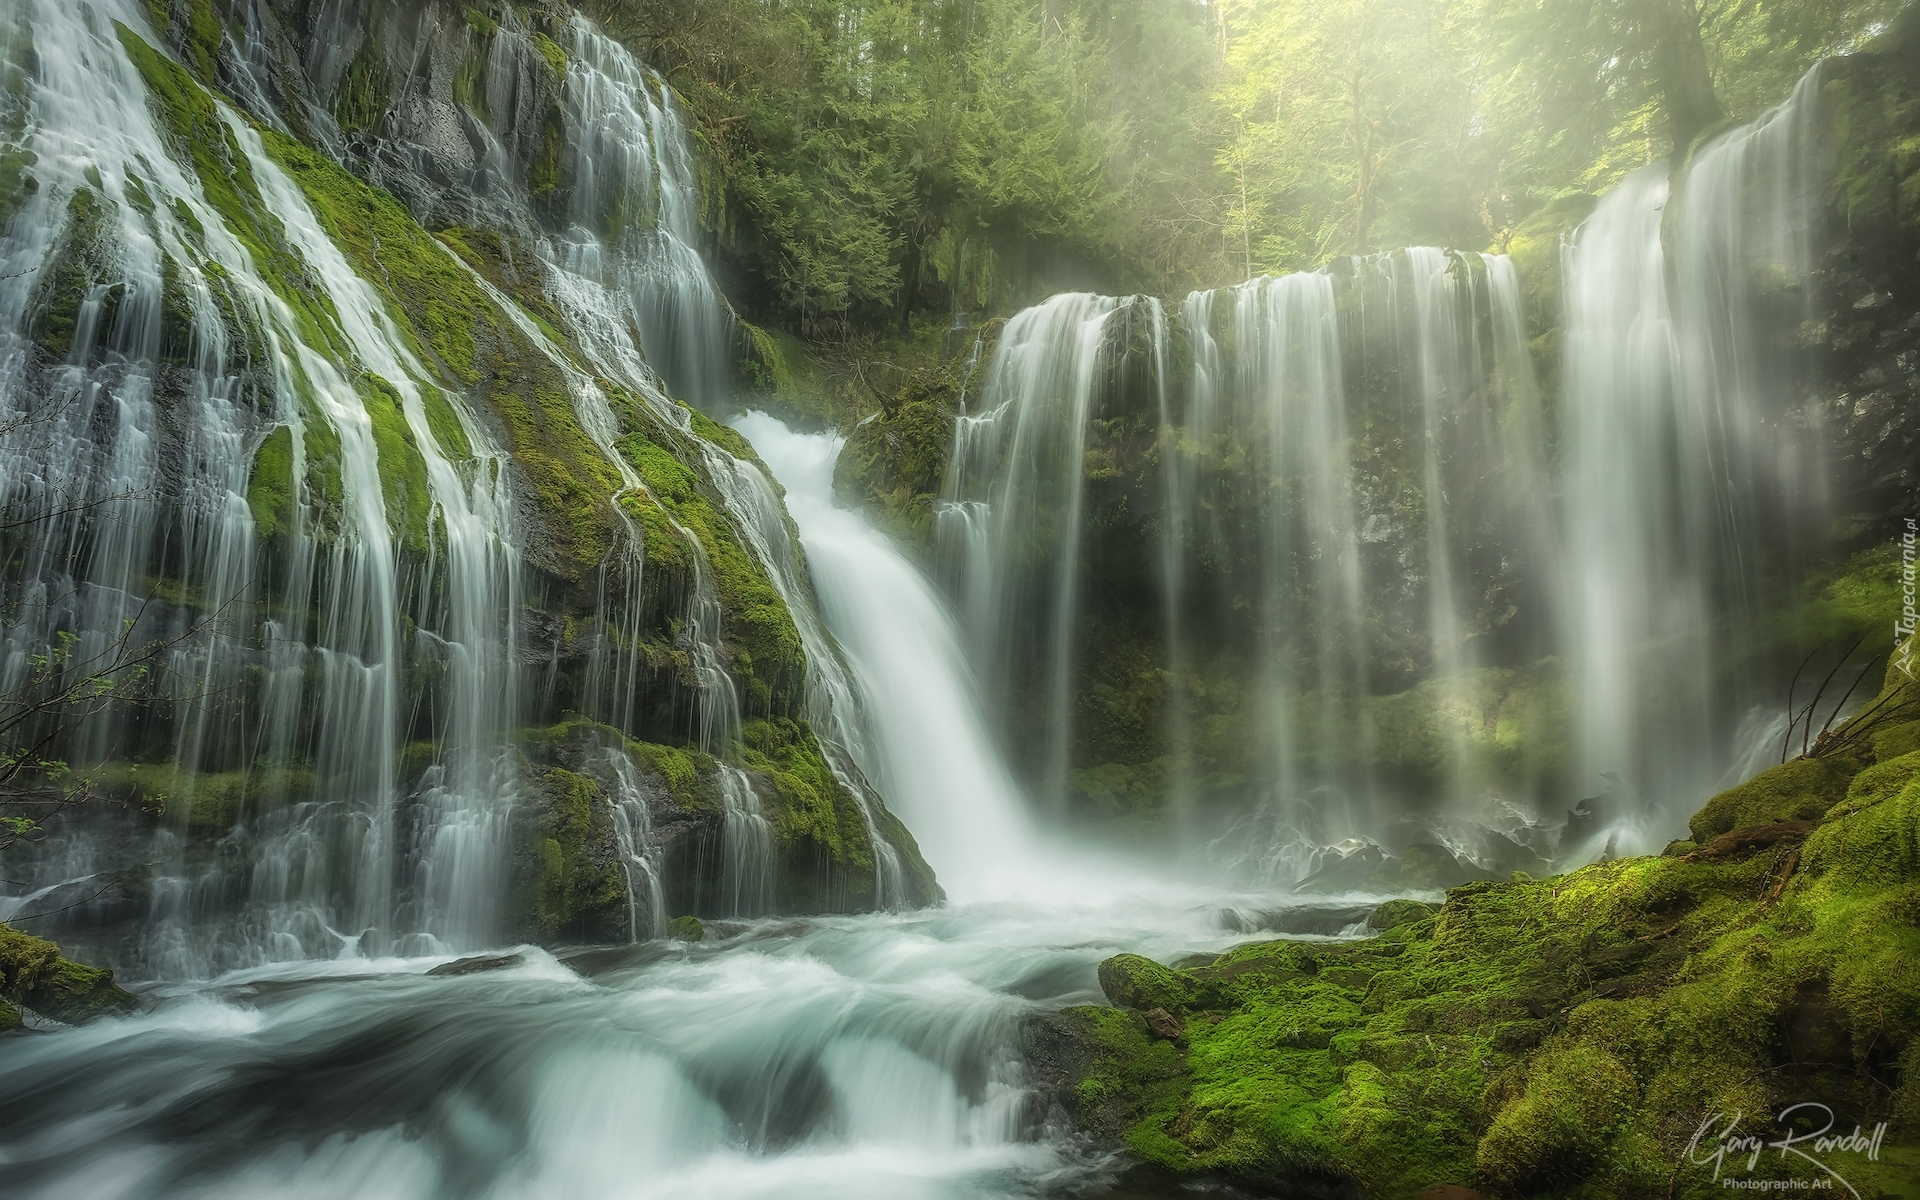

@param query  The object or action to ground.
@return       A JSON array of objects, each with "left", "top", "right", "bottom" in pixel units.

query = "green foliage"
[{"left": 592, "top": 0, "right": 1227, "bottom": 332}]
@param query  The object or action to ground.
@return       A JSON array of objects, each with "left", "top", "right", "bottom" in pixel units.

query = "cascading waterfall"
[
  {"left": 942, "top": 292, "right": 1133, "bottom": 814},
  {"left": 942, "top": 65, "right": 1832, "bottom": 867},
  {"left": 945, "top": 247, "right": 1595, "bottom": 877},
  {"left": 1557, "top": 67, "right": 1826, "bottom": 853},
  {"left": 0, "top": 0, "right": 527, "bottom": 973},
  {"left": 0, "top": 0, "right": 913, "bottom": 961},
  {"left": 554, "top": 15, "right": 734, "bottom": 410},
  {"left": 738, "top": 413, "right": 1037, "bottom": 897},
  {"left": 0, "top": 6, "right": 1891, "bottom": 1195},
  {"left": 455, "top": 14, "right": 907, "bottom": 911}
]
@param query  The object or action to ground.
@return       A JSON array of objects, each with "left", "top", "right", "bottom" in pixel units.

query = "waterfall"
[
  {"left": 947, "top": 251, "right": 1564, "bottom": 877},
  {"left": 461, "top": 15, "right": 909, "bottom": 909},
  {"left": 0, "top": 0, "right": 918, "bottom": 960},
  {"left": 554, "top": 15, "right": 734, "bottom": 409},
  {"left": 936, "top": 59, "right": 1834, "bottom": 868},
  {"left": 943, "top": 292, "right": 1137, "bottom": 814},
  {"left": 0, "top": 0, "right": 534, "bottom": 972},
  {"left": 738, "top": 413, "right": 1036, "bottom": 898},
  {"left": 1557, "top": 68, "right": 1828, "bottom": 855}
]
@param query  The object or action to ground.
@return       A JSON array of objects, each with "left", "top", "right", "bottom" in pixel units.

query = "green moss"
[
  {"left": 28, "top": 187, "right": 118, "bottom": 360},
  {"left": 523, "top": 768, "right": 626, "bottom": 939},
  {"left": 359, "top": 374, "right": 433, "bottom": 553},
  {"left": 739, "top": 716, "right": 868, "bottom": 866},
  {"left": 182, "top": 0, "right": 223, "bottom": 80},
  {"left": 256, "top": 128, "right": 626, "bottom": 579},
  {"left": 528, "top": 31, "right": 568, "bottom": 80},
  {"left": 527, "top": 106, "right": 565, "bottom": 196},
  {"left": 666, "top": 914, "right": 705, "bottom": 942},
  {"left": 632, "top": 741, "right": 702, "bottom": 808},
  {"left": 247, "top": 425, "right": 296, "bottom": 541},
  {"left": 1690, "top": 756, "right": 1854, "bottom": 841},
  {"left": 1474, "top": 1043, "right": 1644, "bottom": 1194},
  {"left": 1097, "top": 952, "right": 1200, "bottom": 1011},
  {"left": 1056, "top": 717, "right": 1920, "bottom": 1198},
  {"left": 0, "top": 924, "right": 136, "bottom": 1024},
  {"left": 1366, "top": 899, "right": 1437, "bottom": 931},
  {"left": 0, "top": 143, "right": 37, "bottom": 233},
  {"left": 85, "top": 762, "right": 317, "bottom": 830},
  {"left": 334, "top": 33, "right": 389, "bottom": 133},
  {"left": 624, "top": 430, "right": 808, "bottom": 716},
  {"left": 118, "top": 24, "right": 352, "bottom": 365}
]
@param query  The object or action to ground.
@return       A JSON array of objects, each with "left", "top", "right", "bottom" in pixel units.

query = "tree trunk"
[{"left": 1646, "top": 0, "right": 1724, "bottom": 156}]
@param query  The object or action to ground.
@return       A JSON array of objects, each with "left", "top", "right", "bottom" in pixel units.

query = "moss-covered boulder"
[
  {"left": 0, "top": 924, "right": 137, "bottom": 1025},
  {"left": 1689, "top": 756, "right": 1854, "bottom": 841},
  {"left": 1099, "top": 953, "right": 1203, "bottom": 1012}
]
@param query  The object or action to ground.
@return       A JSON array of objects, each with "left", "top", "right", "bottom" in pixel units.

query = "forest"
[{"left": 586, "top": 0, "right": 1901, "bottom": 336}]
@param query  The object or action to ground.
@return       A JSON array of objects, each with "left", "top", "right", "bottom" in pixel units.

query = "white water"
[
  {"left": 0, "top": 883, "right": 1383, "bottom": 1200},
  {"left": 734, "top": 413, "right": 1038, "bottom": 898}
]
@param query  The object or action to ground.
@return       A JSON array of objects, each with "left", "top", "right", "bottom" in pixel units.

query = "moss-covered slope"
[{"left": 1041, "top": 683, "right": 1920, "bottom": 1198}]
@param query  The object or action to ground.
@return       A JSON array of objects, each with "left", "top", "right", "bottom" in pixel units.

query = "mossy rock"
[
  {"left": 1689, "top": 756, "right": 1854, "bottom": 842},
  {"left": 1046, "top": 750, "right": 1920, "bottom": 1198},
  {"left": 1474, "top": 1043, "right": 1645, "bottom": 1194},
  {"left": 666, "top": 915, "right": 705, "bottom": 942},
  {"left": 1803, "top": 775, "right": 1920, "bottom": 888},
  {"left": 1365, "top": 899, "right": 1437, "bottom": 931},
  {"left": 511, "top": 767, "right": 629, "bottom": 943},
  {"left": 1830, "top": 747, "right": 1920, "bottom": 819},
  {"left": 831, "top": 370, "right": 956, "bottom": 562},
  {"left": 1097, "top": 953, "right": 1199, "bottom": 1011},
  {"left": 0, "top": 924, "right": 137, "bottom": 1024}
]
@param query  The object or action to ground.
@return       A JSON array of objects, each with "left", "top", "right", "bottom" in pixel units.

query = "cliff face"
[{"left": 0, "top": 0, "right": 934, "bottom": 972}]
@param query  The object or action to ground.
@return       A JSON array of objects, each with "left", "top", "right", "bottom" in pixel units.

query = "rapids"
[{"left": 0, "top": 887, "right": 1378, "bottom": 1200}]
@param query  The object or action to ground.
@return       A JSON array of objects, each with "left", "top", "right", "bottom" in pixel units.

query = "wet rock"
[
  {"left": 426, "top": 952, "right": 524, "bottom": 977},
  {"left": 1143, "top": 1006, "right": 1182, "bottom": 1041},
  {"left": 666, "top": 915, "right": 706, "bottom": 942}
]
